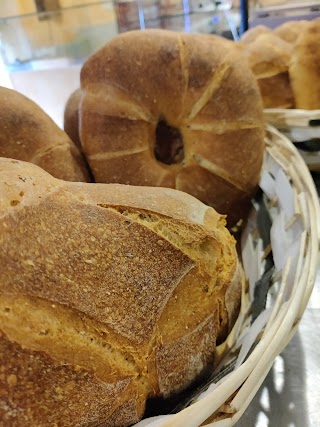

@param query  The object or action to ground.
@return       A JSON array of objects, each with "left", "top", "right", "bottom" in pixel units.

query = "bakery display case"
[
  {"left": 0, "top": 0, "right": 240, "bottom": 71},
  {"left": 249, "top": 0, "right": 320, "bottom": 28},
  {"left": 0, "top": 0, "right": 239, "bottom": 126},
  {"left": 1, "top": 0, "right": 319, "bottom": 71},
  {"left": 0, "top": 2, "right": 118, "bottom": 69},
  {"left": 0, "top": 2, "right": 119, "bottom": 127}
]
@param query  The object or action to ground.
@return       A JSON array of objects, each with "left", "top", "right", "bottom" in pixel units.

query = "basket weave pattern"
[{"left": 134, "top": 126, "right": 320, "bottom": 427}]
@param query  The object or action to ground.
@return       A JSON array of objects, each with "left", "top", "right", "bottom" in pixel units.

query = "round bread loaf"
[
  {"left": 243, "top": 33, "right": 295, "bottom": 108},
  {"left": 0, "top": 86, "right": 89, "bottom": 182},
  {"left": 78, "top": 30, "right": 264, "bottom": 227},
  {"left": 0, "top": 157, "right": 242, "bottom": 427},
  {"left": 289, "top": 19, "right": 320, "bottom": 110}
]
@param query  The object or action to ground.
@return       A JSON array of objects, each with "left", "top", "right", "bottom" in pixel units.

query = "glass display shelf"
[
  {"left": 0, "top": 0, "right": 239, "bottom": 70},
  {"left": 249, "top": 0, "right": 320, "bottom": 28},
  {"left": 0, "top": 1, "right": 118, "bottom": 70},
  {"left": 0, "top": 0, "right": 239, "bottom": 127}
]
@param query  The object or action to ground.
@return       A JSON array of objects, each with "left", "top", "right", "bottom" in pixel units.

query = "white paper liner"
[
  {"left": 132, "top": 126, "right": 320, "bottom": 427},
  {"left": 264, "top": 108, "right": 320, "bottom": 171},
  {"left": 264, "top": 109, "right": 320, "bottom": 129}
]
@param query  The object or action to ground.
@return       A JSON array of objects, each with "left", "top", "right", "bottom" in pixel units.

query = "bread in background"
[
  {"left": 274, "top": 20, "right": 310, "bottom": 44},
  {"left": 0, "top": 157, "right": 243, "bottom": 426},
  {"left": 289, "top": 19, "right": 320, "bottom": 110},
  {"left": 243, "top": 33, "right": 295, "bottom": 108},
  {"left": 0, "top": 86, "right": 89, "bottom": 182},
  {"left": 79, "top": 30, "right": 264, "bottom": 227},
  {"left": 64, "top": 88, "right": 82, "bottom": 149},
  {"left": 239, "top": 24, "right": 272, "bottom": 44}
]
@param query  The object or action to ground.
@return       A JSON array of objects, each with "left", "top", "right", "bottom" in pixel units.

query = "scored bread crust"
[
  {"left": 289, "top": 19, "right": 320, "bottom": 110},
  {"left": 0, "top": 158, "right": 242, "bottom": 426},
  {"left": 0, "top": 86, "right": 89, "bottom": 182},
  {"left": 78, "top": 30, "right": 264, "bottom": 226}
]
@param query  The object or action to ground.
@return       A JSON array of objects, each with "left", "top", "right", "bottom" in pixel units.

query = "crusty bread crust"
[
  {"left": 0, "top": 86, "right": 89, "bottom": 182},
  {"left": 0, "top": 158, "right": 242, "bottom": 426},
  {"left": 78, "top": 30, "right": 264, "bottom": 226}
]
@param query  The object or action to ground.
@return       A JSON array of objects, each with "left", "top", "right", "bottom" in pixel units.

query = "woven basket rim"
[
  {"left": 135, "top": 126, "right": 320, "bottom": 427},
  {"left": 263, "top": 108, "right": 320, "bottom": 128}
]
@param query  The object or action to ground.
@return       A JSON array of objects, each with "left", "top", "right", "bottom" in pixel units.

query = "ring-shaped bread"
[{"left": 78, "top": 30, "right": 265, "bottom": 226}]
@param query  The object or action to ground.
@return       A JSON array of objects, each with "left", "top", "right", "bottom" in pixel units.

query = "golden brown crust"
[
  {"left": 0, "top": 86, "right": 89, "bottom": 182},
  {"left": 1, "top": 194, "right": 195, "bottom": 344},
  {"left": 79, "top": 30, "right": 264, "bottom": 226},
  {"left": 0, "top": 331, "right": 144, "bottom": 427},
  {"left": 289, "top": 19, "right": 320, "bottom": 110},
  {"left": 0, "top": 158, "right": 242, "bottom": 426},
  {"left": 154, "top": 313, "right": 216, "bottom": 396}
]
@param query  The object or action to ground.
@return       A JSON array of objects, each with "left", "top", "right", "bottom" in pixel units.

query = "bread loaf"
[
  {"left": 239, "top": 25, "right": 272, "bottom": 44},
  {"left": 0, "top": 157, "right": 243, "bottom": 426},
  {"left": 64, "top": 88, "right": 82, "bottom": 149},
  {"left": 289, "top": 19, "right": 320, "bottom": 110},
  {"left": 0, "top": 86, "right": 89, "bottom": 182},
  {"left": 240, "top": 20, "right": 320, "bottom": 111},
  {"left": 243, "top": 33, "right": 294, "bottom": 108},
  {"left": 77, "top": 29, "right": 264, "bottom": 227},
  {"left": 274, "top": 20, "right": 309, "bottom": 44}
]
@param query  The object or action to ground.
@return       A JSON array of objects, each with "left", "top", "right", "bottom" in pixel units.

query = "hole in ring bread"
[{"left": 154, "top": 118, "right": 184, "bottom": 165}]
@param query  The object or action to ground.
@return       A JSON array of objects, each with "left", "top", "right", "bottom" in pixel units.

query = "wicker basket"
[
  {"left": 134, "top": 125, "right": 320, "bottom": 427},
  {"left": 264, "top": 108, "right": 320, "bottom": 171}
]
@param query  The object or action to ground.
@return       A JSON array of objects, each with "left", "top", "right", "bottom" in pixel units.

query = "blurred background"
[{"left": 0, "top": 0, "right": 320, "bottom": 126}]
